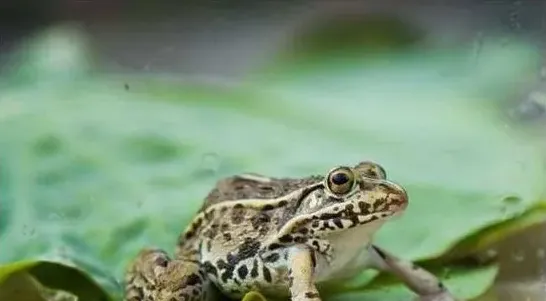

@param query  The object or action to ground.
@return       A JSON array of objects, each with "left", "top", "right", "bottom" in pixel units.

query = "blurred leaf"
[
  {"left": 326, "top": 264, "right": 499, "bottom": 301},
  {"left": 0, "top": 24, "right": 92, "bottom": 88},
  {"left": 0, "top": 272, "right": 51, "bottom": 301},
  {"left": 270, "top": 14, "right": 423, "bottom": 67},
  {"left": 0, "top": 260, "right": 111, "bottom": 301},
  {"left": 1, "top": 24, "right": 545, "bottom": 301},
  {"left": 443, "top": 203, "right": 546, "bottom": 260}
]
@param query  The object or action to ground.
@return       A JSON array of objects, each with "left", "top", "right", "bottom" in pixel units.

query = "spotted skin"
[{"left": 124, "top": 161, "right": 457, "bottom": 301}]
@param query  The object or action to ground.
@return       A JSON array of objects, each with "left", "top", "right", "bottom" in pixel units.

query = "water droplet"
[
  {"left": 27, "top": 227, "right": 36, "bottom": 237},
  {"left": 512, "top": 249, "right": 525, "bottom": 262},
  {"left": 48, "top": 213, "right": 62, "bottom": 221},
  {"left": 196, "top": 152, "right": 220, "bottom": 177},
  {"left": 503, "top": 196, "right": 521, "bottom": 204},
  {"left": 21, "top": 225, "right": 36, "bottom": 236},
  {"left": 486, "top": 248, "right": 498, "bottom": 259}
]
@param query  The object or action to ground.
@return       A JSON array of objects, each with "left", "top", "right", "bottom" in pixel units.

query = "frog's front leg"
[
  {"left": 369, "top": 245, "right": 458, "bottom": 301},
  {"left": 286, "top": 246, "right": 321, "bottom": 301},
  {"left": 124, "top": 248, "right": 210, "bottom": 301}
]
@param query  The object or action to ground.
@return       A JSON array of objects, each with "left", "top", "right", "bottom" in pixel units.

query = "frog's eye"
[{"left": 327, "top": 167, "right": 355, "bottom": 195}]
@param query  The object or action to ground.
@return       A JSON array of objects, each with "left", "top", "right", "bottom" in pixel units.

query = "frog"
[{"left": 124, "top": 161, "right": 457, "bottom": 301}]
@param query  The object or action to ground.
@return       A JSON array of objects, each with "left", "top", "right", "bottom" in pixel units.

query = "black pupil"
[{"left": 331, "top": 172, "right": 350, "bottom": 185}]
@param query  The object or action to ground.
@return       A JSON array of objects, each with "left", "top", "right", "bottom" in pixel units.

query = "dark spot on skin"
[
  {"left": 262, "top": 266, "right": 272, "bottom": 282},
  {"left": 204, "top": 209, "right": 215, "bottom": 221},
  {"left": 278, "top": 200, "right": 288, "bottom": 207},
  {"left": 294, "top": 236, "right": 307, "bottom": 243},
  {"left": 263, "top": 253, "right": 280, "bottom": 263},
  {"left": 218, "top": 238, "right": 261, "bottom": 283},
  {"left": 231, "top": 210, "right": 245, "bottom": 225},
  {"left": 206, "top": 240, "right": 212, "bottom": 252},
  {"left": 227, "top": 253, "right": 236, "bottom": 265},
  {"left": 311, "top": 220, "right": 320, "bottom": 228},
  {"left": 251, "top": 212, "right": 271, "bottom": 229},
  {"left": 268, "top": 243, "right": 282, "bottom": 250},
  {"left": 185, "top": 273, "right": 201, "bottom": 286},
  {"left": 312, "top": 240, "right": 320, "bottom": 250},
  {"left": 326, "top": 196, "right": 342, "bottom": 203},
  {"left": 305, "top": 292, "right": 320, "bottom": 299},
  {"left": 204, "top": 223, "right": 220, "bottom": 239},
  {"left": 298, "top": 227, "right": 309, "bottom": 235},
  {"left": 134, "top": 286, "right": 144, "bottom": 298},
  {"left": 216, "top": 259, "right": 229, "bottom": 270},
  {"left": 221, "top": 223, "right": 229, "bottom": 231},
  {"left": 310, "top": 251, "right": 317, "bottom": 268},
  {"left": 358, "top": 201, "right": 371, "bottom": 214},
  {"left": 319, "top": 212, "right": 341, "bottom": 220},
  {"left": 237, "top": 238, "right": 261, "bottom": 259},
  {"left": 234, "top": 203, "right": 244, "bottom": 209},
  {"left": 250, "top": 259, "right": 259, "bottom": 278},
  {"left": 233, "top": 278, "right": 241, "bottom": 286},
  {"left": 262, "top": 204, "right": 274, "bottom": 211},
  {"left": 319, "top": 221, "right": 336, "bottom": 231},
  {"left": 184, "top": 230, "right": 195, "bottom": 239},
  {"left": 279, "top": 235, "right": 293, "bottom": 243},
  {"left": 439, "top": 282, "right": 446, "bottom": 290},
  {"left": 231, "top": 209, "right": 245, "bottom": 225},
  {"left": 237, "top": 265, "right": 249, "bottom": 279},
  {"left": 154, "top": 256, "right": 169, "bottom": 267},
  {"left": 345, "top": 203, "right": 354, "bottom": 211},
  {"left": 192, "top": 288, "right": 200, "bottom": 296},
  {"left": 223, "top": 233, "right": 232, "bottom": 241},
  {"left": 333, "top": 218, "right": 343, "bottom": 228}
]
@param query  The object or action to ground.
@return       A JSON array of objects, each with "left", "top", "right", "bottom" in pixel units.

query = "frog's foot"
[
  {"left": 124, "top": 248, "right": 209, "bottom": 301},
  {"left": 369, "top": 245, "right": 458, "bottom": 301}
]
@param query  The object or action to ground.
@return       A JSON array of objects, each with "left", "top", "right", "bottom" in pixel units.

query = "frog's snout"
[{"left": 390, "top": 182, "right": 409, "bottom": 211}]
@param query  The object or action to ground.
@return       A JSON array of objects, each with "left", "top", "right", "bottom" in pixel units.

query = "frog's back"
[
  {"left": 200, "top": 173, "right": 324, "bottom": 211},
  {"left": 176, "top": 173, "right": 322, "bottom": 256}
]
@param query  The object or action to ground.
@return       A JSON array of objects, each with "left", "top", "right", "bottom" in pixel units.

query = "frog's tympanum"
[{"left": 125, "top": 162, "right": 456, "bottom": 301}]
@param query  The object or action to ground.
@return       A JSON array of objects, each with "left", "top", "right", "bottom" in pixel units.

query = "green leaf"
[
  {"left": 326, "top": 264, "right": 499, "bottom": 301},
  {"left": 267, "top": 14, "right": 424, "bottom": 69},
  {"left": 0, "top": 260, "right": 111, "bottom": 301}
]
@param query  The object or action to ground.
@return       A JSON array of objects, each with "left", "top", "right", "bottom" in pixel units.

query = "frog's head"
[{"left": 288, "top": 161, "right": 408, "bottom": 235}]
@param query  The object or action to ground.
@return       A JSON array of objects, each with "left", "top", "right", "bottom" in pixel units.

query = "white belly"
[{"left": 315, "top": 219, "right": 386, "bottom": 282}]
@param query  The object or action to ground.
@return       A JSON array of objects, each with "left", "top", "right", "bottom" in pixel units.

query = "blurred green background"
[{"left": 1, "top": 2, "right": 546, "bottom": 301}]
